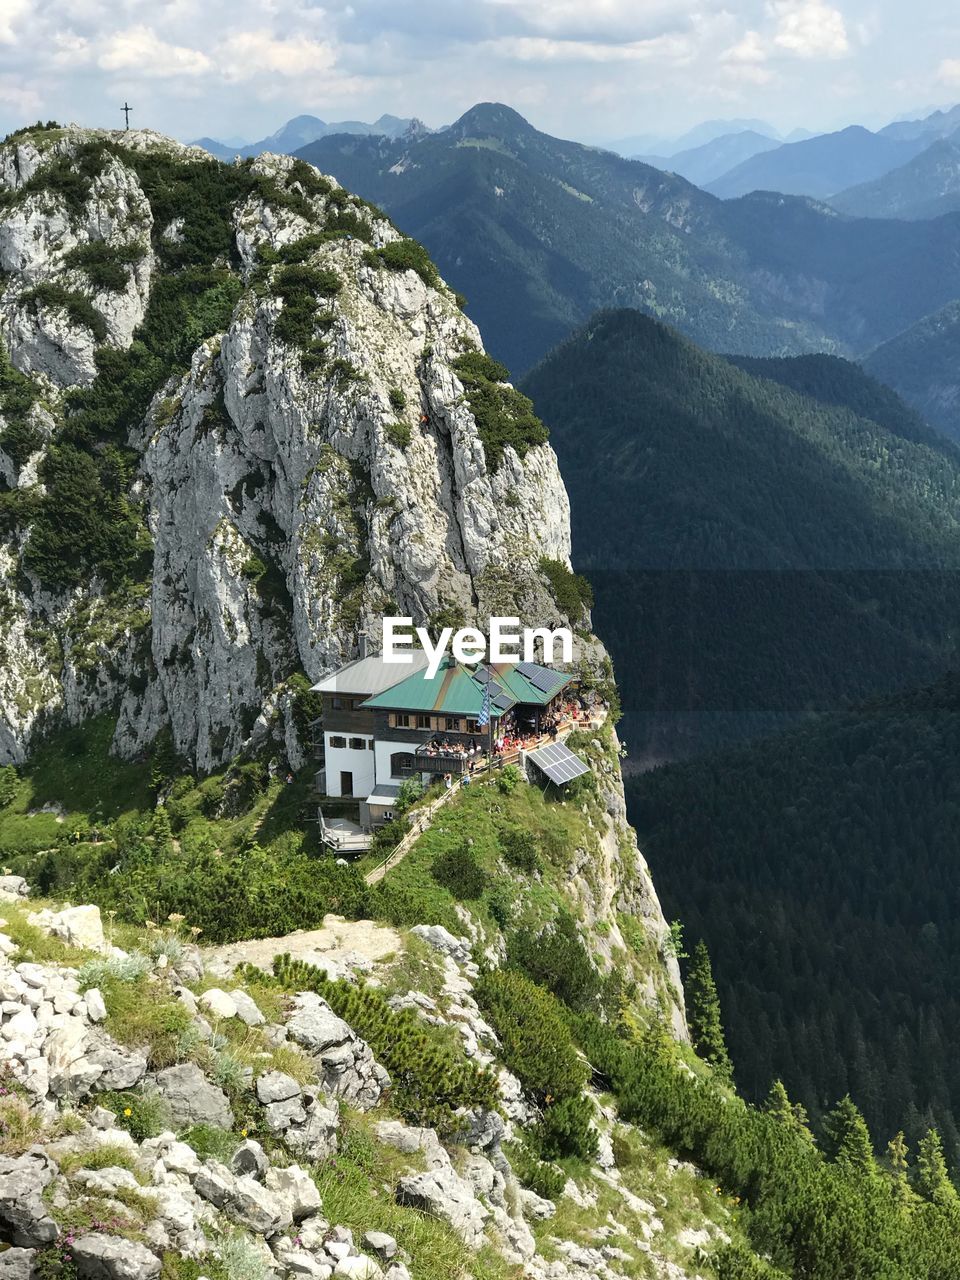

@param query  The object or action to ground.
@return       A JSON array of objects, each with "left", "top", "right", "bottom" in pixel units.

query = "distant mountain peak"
[{"left": 451, "top": 102, "right": 535, "bottom": 141}]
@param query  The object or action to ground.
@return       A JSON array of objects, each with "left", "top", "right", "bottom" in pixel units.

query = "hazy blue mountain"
[
  {"left": 831, "top": 135, "right": 960, "bottom": 219},
  {"left": 606, "top": 118, "right": 779, "bottom": 158},
  {"left": 296, "top": 102, "right": 960, "bottom": 375},
  {"left": 879, "top": 102, "right": 960, "bottom": 141},
  {"left": 863, "top": 301, "right": 960, "bottom": 442},
  {"left": 192, "top": 112, "right": 422, "bottom": 160},
  {"left": 636, "top": 130, "right": 781, "bottom": 186},
  {"left": 522, "top": 309, "right": 960, "bottom": 760},
  {"left": 707, "top": 125, "right": 928, "bottom": 199}
]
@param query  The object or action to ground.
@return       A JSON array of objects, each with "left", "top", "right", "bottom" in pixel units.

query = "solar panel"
[
  {"left": 517, "top": 661, "right": 562, "bottom": 693},
  {"left": 527, "top": 741, "right": 590, "bottom": 785}
]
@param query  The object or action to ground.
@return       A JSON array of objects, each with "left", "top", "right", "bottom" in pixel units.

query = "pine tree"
[
  {"left": 822, "top": 1096, "right": 876, "bottom": 1179},
  {"left": 886, "top": 1130, "right": 914, "bottom": 1207},
  {"left": 686, "top": 940, "right": 733, "bottom": 1082},
  {"left": 764, "top": 1078, "right": 814, "bottom": 1141},
  {"left": 917, "top": 1128, "right": 959, "bottom": 1208}
]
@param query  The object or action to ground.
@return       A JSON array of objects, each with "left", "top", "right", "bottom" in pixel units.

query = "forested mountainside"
[
  {"left": 297, "top": 103, "right": 960, "bottom": 375},
  {"left": 521, "top": 309, "right": 960, "bottom": 762},
  {"left": 628, "top": 670, "right": 960, "bottom": 1169},
  {"left": 704, "top": 125, "right": 927, "bottom": 199},
  {"left": 863, "top": 301, "right": 960, "bottom": 444},
  {"left": 0, "top": 123, "right": 574, "bottom": 771},
  {"left": 830, "top": 137, "right": 960, "bottom": 220}
]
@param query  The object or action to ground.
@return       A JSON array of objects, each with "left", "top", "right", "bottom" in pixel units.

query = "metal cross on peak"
[{"left": 122, "top": 102, "right": 132, "bottom": 130}]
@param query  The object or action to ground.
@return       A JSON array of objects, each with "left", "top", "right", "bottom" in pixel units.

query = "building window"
[
  {"left": 330, "top": 735, "right": 346, "bottom": 748},
  {"left": 390, "top": 751, "right": 417, "bottom": 776},
  {"left": 444, "top": 717, "right": 458, "bottom": 731},
  {"left": 349, "top": 737, "right": 365, "bottom": 750},
  {"left": 331, "top": 696, "right": 342, "bottom": 710},
  {"left": 466, "top": 719, "right": 481, "bottom": 733},
  {"left": 416, "top": 714, "right": 431, "bottom": 729},
  {"left": 368, "top": 740, "right": 375, "bottom": 750},
  {"left": 395, "top": 713, "right": 411, "bottom": 728}
]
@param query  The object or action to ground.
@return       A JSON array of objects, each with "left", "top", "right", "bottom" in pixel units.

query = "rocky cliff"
[{"left": 0, "top": 125, "right": 570, "bottom": 770}]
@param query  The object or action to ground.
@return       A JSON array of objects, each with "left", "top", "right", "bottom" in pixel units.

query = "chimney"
[{"left": 358, "top": 634, "right": 368, "bottom": 659}]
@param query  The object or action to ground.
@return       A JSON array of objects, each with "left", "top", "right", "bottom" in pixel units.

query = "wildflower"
[
  {"left": 241, "top": 1128, "right": 248, "bottom": 1138},
  {"left": 167, "top": 913, "right": 185, "bottom": 924},
  {"left": 145, "top": 920, "right": 157, "bottom": 930},
  {"left": 123, "top": 1107, "right": 132, "bottom": 1117}
]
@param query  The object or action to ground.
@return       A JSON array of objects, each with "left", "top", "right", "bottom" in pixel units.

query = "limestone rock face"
[{"left": 0, "top": 129, "right": 573, "bottom": 773}]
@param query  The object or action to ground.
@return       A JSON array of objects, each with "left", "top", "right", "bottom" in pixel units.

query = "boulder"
[
  {"left": 285, "top": 1098, "right": 340, "bottom": 1161},
  {"left": 256, "top": 1070, "right": 301, "bottom": 1104},
  {"left": 286, "top": 994, "right": 388, "bottom": 1109},
  {"left": 363, "top": 1231, "right": 397, "bottom": 1261},
  {"left": 86, "top": 1033, "right": 148, "bottom": 1091},
  {"left": 70, "top": 1233, "right": 161, "bottom": 1279},
  {"left": 84, "top": 988, "right": 107, "bottom": 1023},
  {"left": 334, "top": 1259, "right": 383, "bottom": 1279},
  {"left": 396, "top": 1165, "right": 489, "bottom": 1248},
  {"left": 0, "top": 876, "right": 28, "bottom": 900},
  {"left": 29, "top": 904, "right": 106, "bottom": 952},
  {"left": 0, "top": 1151, "right": 58, "bottom": 1247},
  {"left": 264, "top": 1163, "right": 322, "bottom": 1221},
  {"left": 194, "top": 1159, "right": 288, "bottom": 1234},
  {"left": 231, "top": 1138, "right": 270, "bottom": 1179},
  {"left": 410, "top": 924, "right": 473, "bottom": 966},
  {"left": 0, "top": 1247, "right": 36, "bottom": 1278},
  {"left": 151, "top": 1062, "right": 233, "bottom": 1128},
  {"left": 230, "top": 989, "right": 265, "bottom": 1026},
  {"left": 199, "top": 988, "right": 237, "bottom": 1020}
]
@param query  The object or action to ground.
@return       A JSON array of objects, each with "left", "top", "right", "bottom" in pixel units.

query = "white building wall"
[
  {"left": 324, "top": 733, "right": 376, "bottom": 798},
  {"left": 374, "top": 737, "right": 423, "bottom": 786}
]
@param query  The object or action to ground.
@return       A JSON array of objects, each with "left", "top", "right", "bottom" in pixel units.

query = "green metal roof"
[
  {"left": 488, "top": 661, "right": 572, "bottom": 706},
  {"left": 360, "top": 657, "right": 571, "bottom": 715}
]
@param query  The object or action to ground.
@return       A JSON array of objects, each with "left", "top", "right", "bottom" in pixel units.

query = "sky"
[{"left": 2, "top": 0, "right": 960, "bottom": 148}]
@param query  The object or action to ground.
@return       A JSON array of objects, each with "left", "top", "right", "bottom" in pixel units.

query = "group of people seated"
[{"left": 420, "top": 736, "right": 484, "bottom": 759}]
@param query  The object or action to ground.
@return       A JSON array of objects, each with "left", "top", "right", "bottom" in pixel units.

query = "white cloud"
[
  {"left": 216, "top": 30, "right": 339, "bottom": 80},
  {"left": 0, "top": 0, "right": 29, "bottom": 46},
  {"left": 98, "top": 25, "right": 213, "bottom": 76},
  {"left": 483, "top": 32, "right": 693, "bottom": 64},
  {"left": 938, "top": 58, "right": 960, "bottom": 87},
  {"left": 769, "top": 0, "right": 849, "bottom": 58},
  {"left": 722, "top": 30, "right": 767, "bottom": 65}
]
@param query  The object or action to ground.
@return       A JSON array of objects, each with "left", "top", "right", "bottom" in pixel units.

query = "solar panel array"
[
  {"left": 517, "top": 661, "right": 565, "bottom": 694},
  {"left": 527, "top": 741, "right": 590, "bottom": 785}
]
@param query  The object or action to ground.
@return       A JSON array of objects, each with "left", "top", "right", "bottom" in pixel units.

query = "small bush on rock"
[
  {"left": 534, "top": 1093, "right": 598, "bottom": 1161},
  {"left": 431, "top": 841, "right": 488, "bottom": 900},
  {"left": 258, "top": 955, "right": 499, "bottom": 1136},
  {"left": 474, "top": 968, "right": 587, "bottom": 1105}
]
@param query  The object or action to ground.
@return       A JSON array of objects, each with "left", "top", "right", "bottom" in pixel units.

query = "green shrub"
[
  {"left": 370, "top": 815, "right": 409, "bottom": 859},
  {"left": 534, "top": 1093, "right": 598, "bottom": 1161},
  {"left": 384, "top": 420, "right": 412, "bottom": 450},
  {"left": 261, "top": 955, "right": 499, "bottom": 1135},
  {"left": 506, "top": 912, "right": 601, "bottom": 1012},
  {"left": 498, "top": 763, "right": 522, "bottom": 794},
  {"left": 388, "top": 386, "right": 407, "bottom": 412},
  {"left": 20, "top": 283, "right": 107, "bottom": 342},
  {"left": 499, "top": 826, "right": 540, "bottom": 873},
  {"left": 100, "top": 1089, "right": 170, "bottom": 1141},
  {"left": 241, "top": 555, "right": 267, "bottom": 581},
  {"left": 539, "top": 557, "right": 593, "bottom": 620},
  {"left": 65, "top": 240, "right": 146, "bottom": 291},
  {"left": 363, "top": 238, "right": 439, "bottom": 288},
  {"left": 474, "top": 968, "right": 588, "bottom": 1104},
  {"left": 505, "top": 1140, "right": 565, "bottom": 1200},
  {"left": 274, "top": 263, "right": 341, "bottom": 356},
  {"left": 452, "top": 352, "right": 548, "bottom": 469},
  {"left": 431, "top": 841, "right": 488, "bottom": 899},
  {"left": 0, "top": 418, "right": 44, "bottom": 468},
  {"left": 0, "top": 765, "right": 19, "bottom": 809},
  {"left": 181, "top": 1123, "right": 240, "bottom": 1162}
]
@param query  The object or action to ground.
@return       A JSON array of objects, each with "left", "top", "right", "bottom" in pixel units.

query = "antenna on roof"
[{"left": 122, "top": 102, "right": 132, "bottom": 131}]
